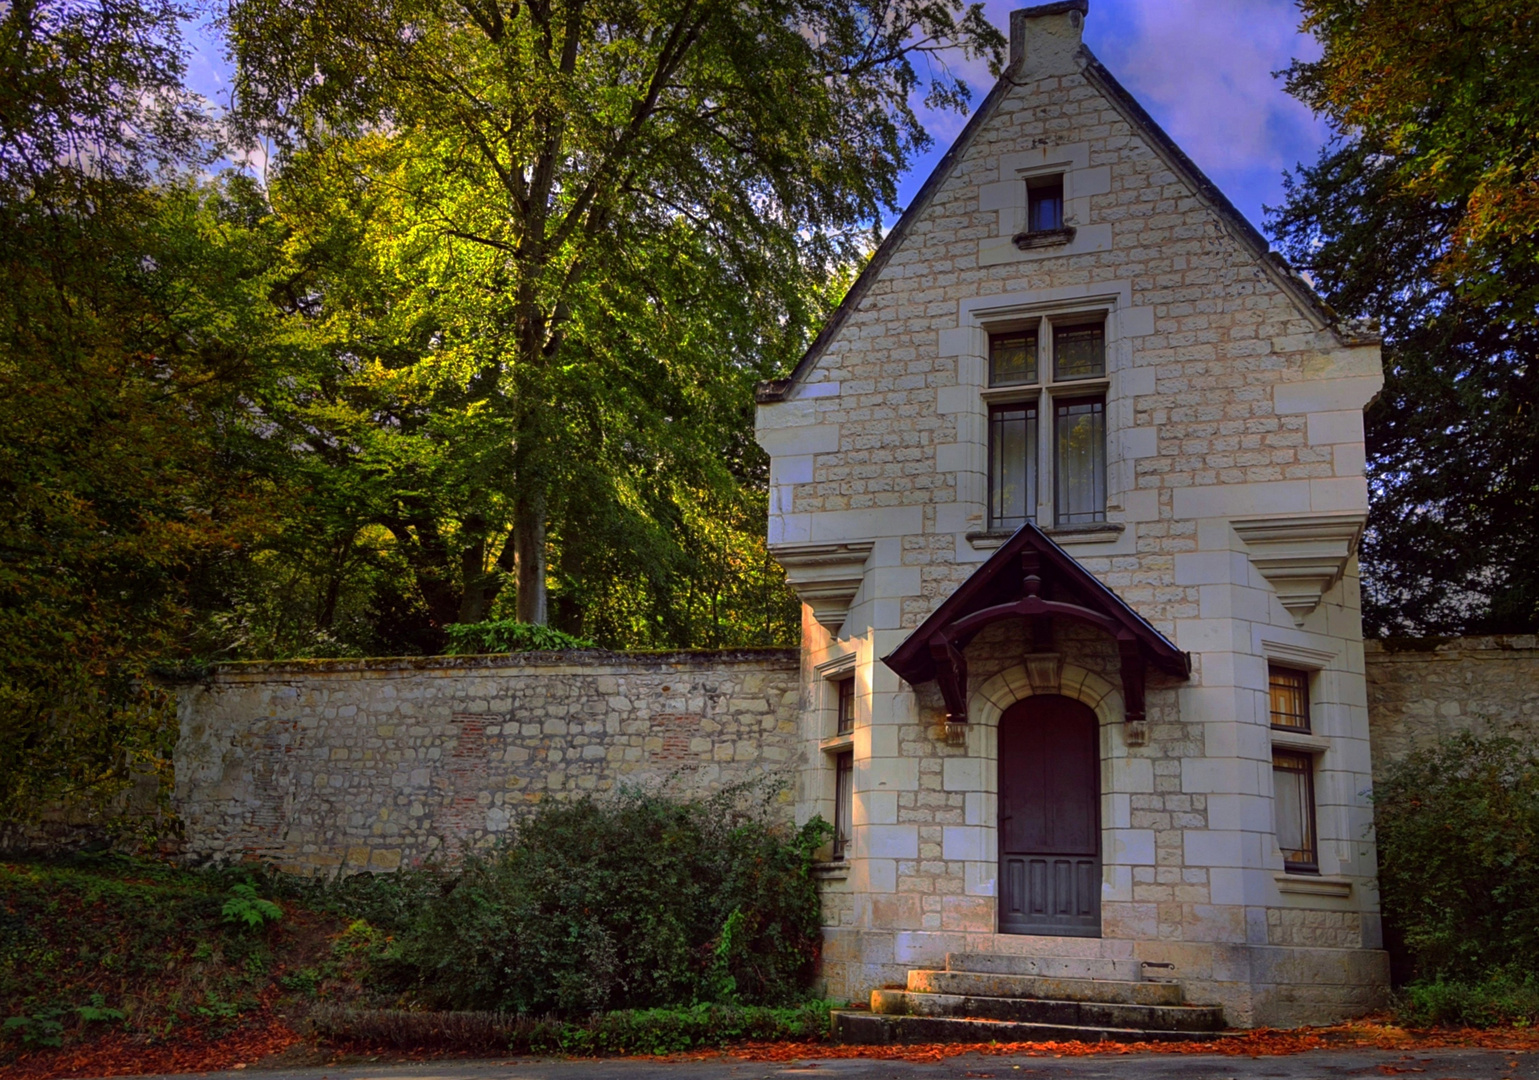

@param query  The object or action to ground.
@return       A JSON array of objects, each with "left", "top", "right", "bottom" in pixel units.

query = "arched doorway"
[{"left": 998, "top": 694, "right": 1101, "bottom": 936}]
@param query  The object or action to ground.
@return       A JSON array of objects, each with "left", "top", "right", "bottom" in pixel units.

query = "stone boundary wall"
[
  {"left": 1365, "top": 636, "right": 1539, "bottom": 781},
  {"left": 174, "top": 649, "right": 801, "bottom": 874}
]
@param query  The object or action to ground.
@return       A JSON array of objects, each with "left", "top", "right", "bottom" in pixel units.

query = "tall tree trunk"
[{"left": 514, "top": 489, "right": 547, "bottom": 624}]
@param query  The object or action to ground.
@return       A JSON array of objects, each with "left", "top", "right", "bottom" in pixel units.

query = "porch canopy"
[{"left": 881, "top": 524, "right": 1190, "bottom": 731}]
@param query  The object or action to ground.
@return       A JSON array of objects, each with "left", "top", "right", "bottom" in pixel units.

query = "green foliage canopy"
[
  {"left": 1289, "top": 0, "right": 1539, "bottom": 303},
  {"left": 224, "top": 0, "right": 1003, "bottom": 626},
  {"left": 1274, "top": 0, "right": 1539, "bottom": 635}
]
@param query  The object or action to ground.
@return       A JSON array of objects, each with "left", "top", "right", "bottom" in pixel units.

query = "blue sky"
[
  {"left": 182, "top": 0, "right": 1328, "bottom": 239},
  {"left": 900, "top": 0, "right": 1330, "bottom": 235}
]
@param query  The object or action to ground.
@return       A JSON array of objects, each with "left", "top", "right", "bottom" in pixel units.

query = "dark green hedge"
[
  {"left": 352, "top": 789, "right": 829, "bottom": 1016},
  {"left": 1375, "top": 732, "right": 1539, "bottom": 1008}
]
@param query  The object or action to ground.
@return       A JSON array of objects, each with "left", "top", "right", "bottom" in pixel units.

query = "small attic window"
[{"left": 1026, "top": 176, "right": 1064, "bottom": 233}]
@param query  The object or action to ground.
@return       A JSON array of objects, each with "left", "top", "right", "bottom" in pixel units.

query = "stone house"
[{"left": 755, "top": 1, "right": 1388, "bottom": 1027}]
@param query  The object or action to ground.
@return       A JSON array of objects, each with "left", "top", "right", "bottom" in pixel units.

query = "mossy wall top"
[{"left": 174, "top": 649, "right": 802, "bottom": 874}]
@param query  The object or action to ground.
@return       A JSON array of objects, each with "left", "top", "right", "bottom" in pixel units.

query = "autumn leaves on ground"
[{"left": 3, "top": 855, "right": 1538, "bottom": 1080}]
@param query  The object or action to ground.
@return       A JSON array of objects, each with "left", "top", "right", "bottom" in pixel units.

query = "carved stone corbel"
[
  {"left": 1118, "top": 637, "right": 1149, "bottom": 747},
  {"left": 1024, "top": 652, "right": 1063, "bottom": 695}
]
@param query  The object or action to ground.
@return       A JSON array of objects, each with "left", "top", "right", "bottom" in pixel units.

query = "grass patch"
[{"left": 0, "top": 854, "right": 343, "bottom": 1058}]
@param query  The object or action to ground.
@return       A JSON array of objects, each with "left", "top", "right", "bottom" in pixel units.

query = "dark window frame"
[
  {"left": 833, "top": 750, "right": 854, "bottom": 860},
  {"left": 1026, "top": 175, "right": 1064, "bottom": 233},
  {"left": 988, "top": 400, "right": 1039, "bottom": 530},
  {"left": 1052, "top": 321, "right": 1106, "bottom": 381},
  {"left": 1051, "top": 394, "right": 1107, "bottom": 527},
  {"left": 1268, "top": 666, "right": 1311, "bottom": 732},
  {"left": 835, "top": 675, "right": 855, "bottom": 736},
  {"left": 989, "top": 329, "right": 1038, "bottom": 387},
  {"left": 1272, "top": 749, "right": 1319, "bottom": 873}
]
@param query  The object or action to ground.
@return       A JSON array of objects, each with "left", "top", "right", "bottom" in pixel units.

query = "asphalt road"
[{"left": 110, "top": 1048, "right": 1538, "bottom": 1080}]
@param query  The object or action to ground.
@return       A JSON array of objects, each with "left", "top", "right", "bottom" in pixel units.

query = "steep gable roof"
[{"left": 756, "top": 40, "right": 1375, "bottom": 406}]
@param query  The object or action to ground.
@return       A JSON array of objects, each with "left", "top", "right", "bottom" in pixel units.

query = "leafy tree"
[
  {"left": 0, "top": 0, "right": 298, "bottom": 816},
  {"left": 1289, "top": 0, "right": 1539, "bottom": 303},
  {"left": 225, "top": 0, "right": 1003, "bottom": 626},
  {"left": 1271, "top": 142, "right": 1539, "bottom": 635},
  {"left": 1274, "top": 3, "right": 1539, "bottom": 635}
]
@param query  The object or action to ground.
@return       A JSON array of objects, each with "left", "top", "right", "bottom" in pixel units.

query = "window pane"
[
  {"left": 989, "top": 404, "right": 1037, "bottom": 529},
  {"left": 990, "top": 331, "right": 1037, "bottom": 386},
  {"left": 1269, "top": 667, "right": 1310, "bottom": 730},
  {"left": 836, "top": 677, "right": 855, "bottom": 735},
  {"left": 1273, "top": 751, "right": 1317, "bottom": 870},
  {"left": 834, "top": 751, "right": 854, "bottom": 860},
  {"left": 1054, "top": 397, "right": 1105, "bottom": 525},
  {"left": 1027, "top": 179, "right": 1063, "bottom": 232},
  {"left": 1053, "top": 322, "right": 1105, "bottom": 380}
]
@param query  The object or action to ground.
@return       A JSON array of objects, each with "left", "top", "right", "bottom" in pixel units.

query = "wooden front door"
[{"left": 998, "top": 695, "right": 1101, "bottom": 936}]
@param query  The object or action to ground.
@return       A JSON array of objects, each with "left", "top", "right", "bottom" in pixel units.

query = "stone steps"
[
  {"left": 831, "top": 953, "right": 1227, "bottom": 1046},
  {"left": 943, "top": 952, "right": 1153, "bottom": 982},
  {"left": 908, "top": 969, "right": 1183, "bottom": 1007},
  {"left": 832, "top": 1011, "right": 1217, "bottom": 1045},
  {"left": 873, "top": 989, "right": 1225, "bottom": 1032}
]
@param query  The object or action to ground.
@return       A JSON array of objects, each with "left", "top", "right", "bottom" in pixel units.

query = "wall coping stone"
[
  {"left": 1366, "top": 636, "right": 1539, "bottom": 657},
  {"left": 193, "top": 648, "right": 800, "bottom": 680}
]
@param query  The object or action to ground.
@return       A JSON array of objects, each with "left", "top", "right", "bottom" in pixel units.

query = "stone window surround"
[
  {"left": 978, "top": 141, "right": 1113, "bottom": 267},
  {"left": 938, "top": 284, "right": 1154, "bottom": 552},
  {"left": 1259, "top": 638, "right": 1357, "bottom": 895},
  {"left": 814, "top": 652, "right": 858, "bottom": 876}
]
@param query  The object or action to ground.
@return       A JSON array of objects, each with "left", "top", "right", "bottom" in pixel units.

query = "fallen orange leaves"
[
  {"left": 5, "top": 1015, "right": 1538, "bottom": 1078},
  {"left": 0, "top": 1016, "right": 300, "bottom": 1080}
]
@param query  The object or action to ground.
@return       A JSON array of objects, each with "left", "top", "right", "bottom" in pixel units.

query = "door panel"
[{"left": 998, "top": 695, "right": 1100, "bottom": 936}]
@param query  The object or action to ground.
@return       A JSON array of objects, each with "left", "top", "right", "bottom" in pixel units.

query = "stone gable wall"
[
  {"left": 174, "top": 649, "right": 801, "bottom": 874},
  {"left": 1365, "top": 636, "right": 1539, "bottom": 781}
]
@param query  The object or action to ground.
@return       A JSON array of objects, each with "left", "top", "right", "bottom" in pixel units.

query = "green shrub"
[
  {"left": 1394, "top": 970, "right": 1539, "bottom": 1029},
  {"left": 308, "top": 1001, "right": 834, "bottom": 1054},
  {"left": 443, "top": 620, "right": 594, "bottom": 655},
  {"left": 373, "top": 788, "right": 830, "bottom": 1016},
  {"left": 1374, "top": 733, "right": 1539, "bottom": 980}
]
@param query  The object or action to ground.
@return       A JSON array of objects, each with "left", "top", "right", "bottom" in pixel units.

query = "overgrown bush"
[
  {"left": 1375, "top": 733, "right": 1539, "bottom": 980},
  {"left": 443, "top": 620, "right": 594, "bottom": 655},
  {"left": 368, "top": 789, "right": 829, "bottom": 1016},
  {"left": 1393, "top": 969, "right": 1539, "bottom": 1029}
]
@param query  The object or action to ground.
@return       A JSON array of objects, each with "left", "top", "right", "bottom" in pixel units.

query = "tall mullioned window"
[{"left": 986, "top": 319, "right": 1107, "bottom": 530}]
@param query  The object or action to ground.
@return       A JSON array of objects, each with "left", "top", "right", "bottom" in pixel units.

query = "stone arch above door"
[{"left": 971, "top": 659, "right": 1123, "bottom": 730}]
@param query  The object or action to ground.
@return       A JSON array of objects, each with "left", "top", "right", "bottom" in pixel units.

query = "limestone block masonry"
[
  {"left": 1366, "top": 636, "right": 1539, "bottom": 781},
  {"left": 754, "top": 1, "right": 1388, "bottom": 1030},
  {"left": 174, "top": 650, "right": 800, "bottom": 874}
]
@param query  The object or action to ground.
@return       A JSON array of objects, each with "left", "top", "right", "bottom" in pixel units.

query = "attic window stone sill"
[
  {"left": 1011, "top": 226, "right": 1076, "bottom": 251},
  {"left": 1275, "top": 873, "right": 1353, "bottom": 899},
  {"left": 813, "top": 860, "right": 850, "bottom": 881},
  {"left": 967, "top": 523, "right": 1124, "bottom": 549}
]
